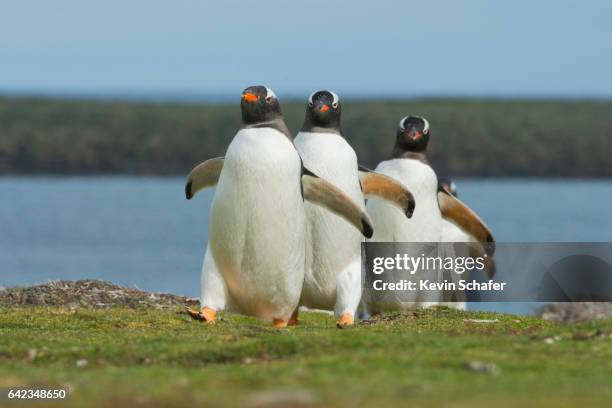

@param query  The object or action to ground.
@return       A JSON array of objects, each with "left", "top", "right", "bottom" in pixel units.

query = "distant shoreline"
[
  {"left": 3, "top": 91, "right": 612, "bottom": 105},
  {"left": 2, "top": 96, "right": 612, "bottom": 177}
]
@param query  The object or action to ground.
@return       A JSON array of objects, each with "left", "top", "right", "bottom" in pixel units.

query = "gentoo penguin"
[
  {"left": 438, "top": 178, "right": 457, "bottom": 197},
  {"left": 294, "top": 90, "right": 416, "bottom": 327},
  {"left": 439, "top": 178, "right": 472, "bottom": 244},
  {"left": 364, "top": 116, "right": 494, "bottom": 313},
  {"left": 184, "top": 85, "right": 374, "bottom": 328},
  {"left": 439, "top": 178, "right": 495, "bottom": 280},
  {"left": 439, "top": 178, "right": 468, "bottom": 244}
]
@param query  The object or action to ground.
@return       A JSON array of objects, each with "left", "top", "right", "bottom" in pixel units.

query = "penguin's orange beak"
[
  {"left": 242, "top": 93, "right": 259, "bottom": 103},
  {"left": 318, "top": 104, "right": 330, "bottom": 112},
  {"left": 408, "top": 130, "right": 423, "bottom": 140}
]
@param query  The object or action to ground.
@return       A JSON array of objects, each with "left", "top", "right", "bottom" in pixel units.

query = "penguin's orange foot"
[
  {"left": 273, "top": 318, "right": 288, "bottom": 329},
  {"left": 336, "top": 313, "right": 354, "bottom": 329},
  {"left": 288, "top": 310, "right": 299, "bottom": 326},
  {"left": 186, "top": 306, "right": 217, "bottom": 324},
  {"left": 200, "top": 307, "right": 217, "bottom": 323}
]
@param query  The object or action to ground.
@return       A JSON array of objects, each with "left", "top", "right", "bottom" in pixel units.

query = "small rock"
[
  {"left": 25, "top": 348, "right": 37, "bottom": 362},
  {"left": 464, "top": 360, "right": 500, "bottom": 376},
  {"left": 75, "top": 358, "right": 88, "bottom": 368},
  {"left": 543, "top": 335, "right": 562, "bottom": 344}
]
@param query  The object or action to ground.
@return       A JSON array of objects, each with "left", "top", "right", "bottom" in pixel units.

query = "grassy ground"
[{"left": 1, "top": 307, "right": 611, "bottom": 407}]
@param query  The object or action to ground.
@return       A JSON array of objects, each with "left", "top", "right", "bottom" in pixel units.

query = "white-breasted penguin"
[
  {"left": 184, "top": 86, "right": 374, "bottom": 328},
  {"left": 439, "top": 179, "right": 470, "bottom": 244},
  {"left": 439, "top": 179, "right": 495, "bottom": 280},
  {"left": 439, "top": 179, "right": 469, "bottom": 243},
  {"left": 294, "top": 90, "right": 416, "bottom": 327},
  {"left": 364, "top": 116, "right": 495, "bottom": 313}
]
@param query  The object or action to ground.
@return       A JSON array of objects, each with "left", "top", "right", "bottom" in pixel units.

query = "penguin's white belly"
[
  {"left": 441, "top": 220, "right": 472, "bottom": 243},
  {"left": 210, "top": 128, "right": 306, "bottom": 320},
  {"left": 365, "top": 159, "right": 443, "bottom": 312},
  {"left": 294, "top": 132, "right": 364, "bottom": 308},
  {"left": 367, "top": 159, "right": 442, "bottom": 242},
  {"left": 439, "top": 220, "right": 470, "bottom": 308}
]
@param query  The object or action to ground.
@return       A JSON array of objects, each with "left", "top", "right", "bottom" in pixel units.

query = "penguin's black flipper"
[
  {"left": 185, "top": 157, "right": 224, "bottom": 199},
  {"left": 437, "top": 184, "right": 495, "bottom": 255},
  {"left": 358, "top": 166, "right": 416, "bottom": 218},
  {"left": 302, "top": 167, "right": 374, "bottom": 238}
]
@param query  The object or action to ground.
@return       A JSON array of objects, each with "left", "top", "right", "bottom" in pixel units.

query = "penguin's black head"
[
  {"left": 439, "top": 178, "right": 458, "bottom": 197},
  {"left": 301, "top": 90, "right": 341, "bottom": 133},
  {"left": 240, "top": 85, "right": 282, "bottom": 125},
  {"left": 395, "top": 116, "right": 430, "bottom": 152}
]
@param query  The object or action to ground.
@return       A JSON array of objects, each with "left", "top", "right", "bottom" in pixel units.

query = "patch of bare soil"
[{"left": 0, "top": 280, "right": 198, "bottom": 310}]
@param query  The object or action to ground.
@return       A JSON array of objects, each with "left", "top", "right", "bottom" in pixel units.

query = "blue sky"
[{"left": 1, "top": 0, "right": 611, "bottom": 98}]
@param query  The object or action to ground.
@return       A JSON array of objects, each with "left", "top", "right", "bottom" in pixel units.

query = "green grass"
[{"left": 1, "top": 307, "right": 611, "bottom": 407}]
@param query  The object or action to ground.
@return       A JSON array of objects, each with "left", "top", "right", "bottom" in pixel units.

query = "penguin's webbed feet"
[
  {"left": 336, "top": 313, "right": 355, "bottom": 329},
  {"left": 273, "top": 318, "right": 288, "bottom": 329},
  {"left": 287, "top": 309, "right": 299, "bottom": 326},
  {"left": 186, "top": 306, "right": 217, "bottom": 324}
]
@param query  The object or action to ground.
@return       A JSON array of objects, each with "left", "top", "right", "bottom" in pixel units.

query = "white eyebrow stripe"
[
  {"left": 308, "top": 91, "right": 318, "bottom": 104},
  {"left": 421, "top": 117, "right": 430, "bottom": 133},
  {"left": 329, "top": 91, "right": 339, "bottom": 105},
  {"left": 399, "top": 116, "right": 430, "bottom": 133},
  {"left": 308, "top": 90, "right": 339, "bottom": 105},
  {"left": 265, "top": 87, "right": 277, "bottom": 99}
]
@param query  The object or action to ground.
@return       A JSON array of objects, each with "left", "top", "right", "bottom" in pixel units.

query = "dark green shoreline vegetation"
[{"left": 1, "top": 96, "right": 611, "bottom": 177}]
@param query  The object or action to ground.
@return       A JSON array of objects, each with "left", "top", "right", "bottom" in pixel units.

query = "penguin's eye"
[
  {"left": 332, "top": 102, "right": 338, "bottom": 109},
  {"left": 265, "top": 96, "right": 272, "bottom": 103},
  {"left": 308, "top": 102, "right": 314, "bottom": 108}
]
